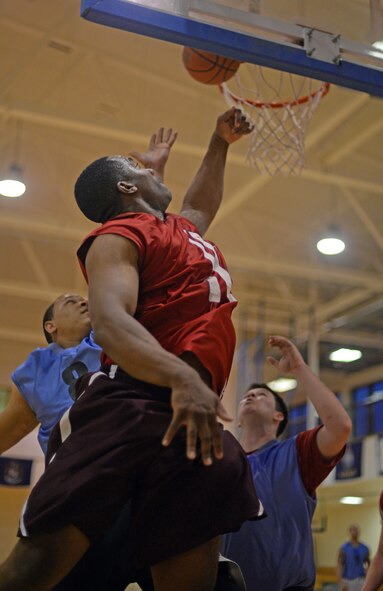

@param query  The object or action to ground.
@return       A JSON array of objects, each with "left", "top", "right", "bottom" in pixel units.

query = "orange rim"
[{"left": 219, "top": 81, "right": 330, "bottom": 109}]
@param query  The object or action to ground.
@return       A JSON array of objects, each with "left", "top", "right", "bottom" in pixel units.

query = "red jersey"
[{"left": 77, "top": 212, "right": 237, "bottom": 395}]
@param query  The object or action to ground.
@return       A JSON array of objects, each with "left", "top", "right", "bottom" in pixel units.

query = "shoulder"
[
  {"left": 171, "top": 213, "right": 201, "bottom": 234},
  {"left": 13, "top": 346, "right": 51, "bottom": 374},
  {"left": 77, "top": 213, "right": 157, "bottom": 267}
]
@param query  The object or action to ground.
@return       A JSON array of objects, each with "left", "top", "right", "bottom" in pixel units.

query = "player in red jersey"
[{"left": 0, "top": 108, "right": 263, "bottom": 591}]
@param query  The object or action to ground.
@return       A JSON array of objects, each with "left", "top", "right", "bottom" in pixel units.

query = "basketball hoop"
[{"left": 220, "top": 66, "right": 330, "bottom": 176}]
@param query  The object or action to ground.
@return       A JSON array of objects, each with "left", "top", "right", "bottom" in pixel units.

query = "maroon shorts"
[{"left": 19, "top": 369, "right": 263, "bottom": 568}]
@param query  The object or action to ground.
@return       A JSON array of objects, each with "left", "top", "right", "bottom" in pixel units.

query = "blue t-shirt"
[
  {"left": 221, "top": 437, "right": 317, "bottom": 591},
  {"left": 341, "top": 541, "right": 369, "bottom": 579},
  {"left": 11, "top": 332, "right": 101, "bottom": 455}
]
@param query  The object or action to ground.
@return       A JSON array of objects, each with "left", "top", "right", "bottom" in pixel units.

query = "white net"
[{"left": 220, "top": 65, "right": 329, "bottom": 176}]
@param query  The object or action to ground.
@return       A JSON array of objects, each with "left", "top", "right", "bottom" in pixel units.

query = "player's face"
[
  {"left": 123, "top": 158, "right": 172, "bottom": 211},
  {"left": 349, "top": 525, "right": 360, "bottom": 540},
  {"left": 51, "top": 294, "right": 91, "bottom": 338},
  {"left": 238, "top": 388, "right": 277, "bottom": 423}
]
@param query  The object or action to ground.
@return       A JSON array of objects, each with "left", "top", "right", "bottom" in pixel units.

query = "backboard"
[{"left": 81, "top": 0, "right": 383, "bottom": 97}]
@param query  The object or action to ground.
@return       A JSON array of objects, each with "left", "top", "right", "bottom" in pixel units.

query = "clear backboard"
[{"left": 81, "top": 0, "right": 383, "bottom": 97}]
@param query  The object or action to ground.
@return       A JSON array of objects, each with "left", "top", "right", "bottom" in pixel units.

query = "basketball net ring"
[{"left": 219, "top": 66, "right": 330, "bottom": 176}]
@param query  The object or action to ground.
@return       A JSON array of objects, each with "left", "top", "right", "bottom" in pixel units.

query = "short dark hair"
[
  {"left": 246, "top": 382, "right": 289, "bottom": 437},
  {"left": 74, "top": 156, "right": 130, "bottom": 223},
  {"left": 42, "top": 302, "right": 55, "bottom": 344}
]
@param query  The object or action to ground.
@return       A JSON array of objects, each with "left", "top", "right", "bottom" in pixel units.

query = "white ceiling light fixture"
[
  {"left": 0, "top": 121, "right": 27, "bottom": 198},
  {"left": 340, "top": 496, "right": 364, "bottom": 505},
  {"left": 267, "top": 378, "right": 297, "bottom": 393},
  {"left": 0, "top": 164, "right": 26, "bottom": 198},
  {"left": 329, "top": 348, "right": 362, "bottom": 363},
  {"left": 316, "top": 223, "right": 345, "bottom": 256}
]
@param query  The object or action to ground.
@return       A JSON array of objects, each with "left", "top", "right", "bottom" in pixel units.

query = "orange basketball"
[{"left": 182, "top": 47, "right": 241, "bottom": 85}]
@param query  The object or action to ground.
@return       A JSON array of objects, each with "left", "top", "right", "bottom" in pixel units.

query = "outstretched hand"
[
  {"left": 266, "top": 335, "right": 306, "bottom": 376},
  {"left": 162, "top": 376, "right": 232, "bottom": 466},
  {"left": 129, "top": 127, "right": 178, "bottom": 180},
  {"left": 215, "top": 106, "right": 253, "bottom": 145}
]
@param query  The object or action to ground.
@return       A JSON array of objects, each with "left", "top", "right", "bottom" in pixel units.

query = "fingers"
[
  {"left": 198, "top": 420, "right": 213, "bottom": 465},
  {"left": 150, "top": 127, "right": 178, "bottom": 147},
  {"left": 166, "top": 129, "right": 178, "bottom": 147},
  {"left": 162, "top": 414, "right": 183, "bottom": 448},
  {"left": 219, "top": 107, "right": 253, "bottom": 135},
  {"left": 268, "top": 334, "right": 289, "bottom": 348},
  {"left": 162, "top": 410, "right": 226, "bottom": 466},
  {"left": 233, "top": 110, "right": 253, "bottom": 135},
  {"left": 266, "top": 355, "right": 279, "bottom": 368}
]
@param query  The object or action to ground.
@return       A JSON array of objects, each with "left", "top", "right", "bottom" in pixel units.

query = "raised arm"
[
  {"left": 180, "top": 107, "right": 253, "bottom": 235},
  {"left": 0, "top": 385, "right": 38, "bottom": 454},
  {"left": 129, "top": 127, "right": 178, "bottom": 182},
  {"left": 362, "top": 526, "right": 383, "bottom": 591},
  {"left": 267, "top": 335, "right": 352, "bottom": 459},
  {"left": 86, "top": 234, "right": 231, "bottom": 465}
]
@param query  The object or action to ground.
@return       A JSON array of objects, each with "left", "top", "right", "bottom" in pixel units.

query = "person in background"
[
  {"left": 338, "top": 524, "right": 370, "bottom": 591},
  {"left": 222, "top": 334, "right": 352, "bottom": 591}
]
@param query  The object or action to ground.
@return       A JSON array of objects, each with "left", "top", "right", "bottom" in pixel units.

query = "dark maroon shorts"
[{"left": 19, "top": 369, "right": 263, "bottom": 568}]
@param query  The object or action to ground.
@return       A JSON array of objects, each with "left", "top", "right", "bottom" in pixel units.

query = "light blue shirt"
[{"left": 11, "top": 332, "right": 101, "bottom": 455}]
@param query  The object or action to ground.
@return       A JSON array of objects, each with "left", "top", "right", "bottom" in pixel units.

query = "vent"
[
  {"left": 47, "top": 40, "right": 74, "bottom": 55},
  {"left": 96, "top": 103, "right": 120, "bottom": 116}
]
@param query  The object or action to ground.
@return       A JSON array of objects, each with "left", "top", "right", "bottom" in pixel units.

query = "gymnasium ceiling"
[{"left": 1, "top": 0, "right": 383, "bottom": 385}]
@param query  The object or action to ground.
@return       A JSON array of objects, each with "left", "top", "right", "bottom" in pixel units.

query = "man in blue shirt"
[
  {"left": 1, "top": 293, "right": 100, "bottom": 457},
  {"left": 221, "top": 335, "right": 352, "bottom": 591},
  {"left": 338, "top": 524, "right": 370, "bottom": 591}
]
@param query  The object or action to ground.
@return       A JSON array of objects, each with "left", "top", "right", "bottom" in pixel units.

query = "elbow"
[
  {"left": 92, "top": 315, "right": 116, "bottom": 351},
  {"left": 339, "top": 413, "right": 352, "bottom": 441}
]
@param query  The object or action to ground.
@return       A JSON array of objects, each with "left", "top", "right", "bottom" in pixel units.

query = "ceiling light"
[
  {"left": 317, "top": 237, "right": 345, "bottom": 255},
  {"left": 0, "top": 165, "right": 26, "bottom": 198},
  {"left": 267, "top": 378, "right": 297, "bottom": 393},
  {"left": 316, "top": 224, "right": 345, "bottom": 255},
  {"left": 340, "top": 496, "right": 364, "bottom": 505},
  {"left": 369, "top": 42, "right": 383, "bottom": 60},
  {"left": 329, "top": 348, "right": 362, "bottom": 363}
]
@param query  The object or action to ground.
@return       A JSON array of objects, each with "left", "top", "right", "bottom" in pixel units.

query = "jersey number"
[
  {"left": 186, "top": 231, "right": 236, "bottom": 303},
  {"left": 62, "top": 362, "right": 89, "bottom": 400}
]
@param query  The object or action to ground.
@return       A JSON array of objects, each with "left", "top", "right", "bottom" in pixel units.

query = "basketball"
[{"left": 182, "top": 47, "right": 241, "bottom": 85}]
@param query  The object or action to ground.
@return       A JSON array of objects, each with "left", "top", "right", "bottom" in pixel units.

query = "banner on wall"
[
  {"left": 0, "top": 457, "right": 32, "bottom": 486},
  {"left": 335, "top": 441, "right": 362, "bottom": 480}
]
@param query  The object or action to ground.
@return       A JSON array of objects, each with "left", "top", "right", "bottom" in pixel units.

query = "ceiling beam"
[
  {"left": 301, "top": 168, "right": 383, "bottom": 196},
  {"left": 344, "top": 187, "right": 383, "bottom": 252},
  {"left": 0, "top": 327, "right": 44, "bottom": 346},
  {"left": 319, "top": 330, "right": 383, "bottom": 350},
  {"left": 226, "top": 254, "right": 383, "bottom": 288},
  {"left": 0, "top": 279, "right": 85, "bottom": 302},
  {"left": 0, "top": 214, "right": 382, "bottom": 288},
  {"left": 0, "top": 101, "right": 244, "bottom": 165},
  {"left": 19, "top": 238, "right": 52, "bottom": 288},
  {"left": 325, "top": 118, "right": 383, "bottom": 166}
]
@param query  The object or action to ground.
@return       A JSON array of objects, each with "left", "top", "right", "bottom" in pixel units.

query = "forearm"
[
  {"left": 362, "top": 554, "right": 383, "bottom": 591},
  {"left": 181, "top": 133, "right": 228, "bottom": 231},
  {"left": 293, "top": 364, "right": 351, "bottom": 456},
  {"left": 0, "top": 409, "right": 37, "bottom": 454},
  {"left": 295, "top": 365, "right": 350, "bottom": 427},
  {"left": 94, "top": 311, "right": 198, "bottom": 388}
]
